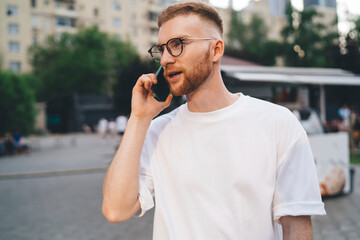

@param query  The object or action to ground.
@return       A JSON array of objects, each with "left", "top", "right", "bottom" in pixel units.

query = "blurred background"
[{"left": 0, "top": 0, "right": 360, "bottom": 239}]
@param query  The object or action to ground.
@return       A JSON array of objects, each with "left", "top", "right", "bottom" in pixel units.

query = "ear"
[{"left": 212, "top": 40, "right": 224, "bottom": 63}]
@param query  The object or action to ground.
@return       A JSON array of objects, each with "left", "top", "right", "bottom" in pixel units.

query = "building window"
[
  {"left": 9, "top": 42, "right": 20, "bottom": 53},
  {"left": 70, "top": 18, "right": 76, "bottom": 27},
  {"left": 94, "top": 8, "right": 99, "bottom": 17},
  {"left": 149, "top": 12, "right": 157, "bottom": 21},
  {"left": 113, "top": 18, "right": 121, "bottom": 27},
  {"left": 8, "top": 24, "right": 19, "bottom": 35},
  {"left": 67, "top": 2, "right": 75, "bottom": 10},
  {"left": 44, "top": 0, "right": 49, "bottom": 6},
  {"left": 112, "top": 1, "right": 121, "bottom": 10},
  {"left": 31, "top": 16, "right": 38, "bottom": 28},
  {"left": 7, "top": 5, "right": 18, "bottom": 17},
  {"left": 56, "top": 17, "right": 76, "bottom": 27},
  {"left": 44, "top": 18, "right": 51, "bottom": 30},
  {"left": 33, "top": 36, "right": 38, "bottom": 46},
  {"left": 55, "top": 1, "right": 61, "bottom": 8},
  {"left": 31, "top": 0, "right": 37, "bottom": 8},
  {"left": 57, "top": 17, "right": 66, "bottom": 26},
  {"left": 10, "top": 62, "right": 21, "bottom": 73}
]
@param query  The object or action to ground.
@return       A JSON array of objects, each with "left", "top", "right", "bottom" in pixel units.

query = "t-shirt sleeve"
[
  {"left": 272, "top": 109, "right": 326, "bottom": 221},
  {"left": 135, "top": 128, "right": 156, "bottom": 217}
]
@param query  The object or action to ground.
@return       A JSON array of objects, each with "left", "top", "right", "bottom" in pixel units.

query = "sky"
[{"left": 209, "top": 0, "right": 360, "bottom": 34}]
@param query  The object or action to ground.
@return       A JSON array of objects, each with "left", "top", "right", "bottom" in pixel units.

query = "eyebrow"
[{"left": 157, "top": 35, "right": 191, "bottom": 45}]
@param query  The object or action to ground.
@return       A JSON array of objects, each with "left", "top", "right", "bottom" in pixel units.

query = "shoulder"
[
  {"left": 243, "top": 95, "right": 297, "bottom": 122},
  {"left": 242, "top": 95, "right": 305, "bottom": 137},
  {"left": 148, "top": 106, "right": 182, "bottom": 134}
]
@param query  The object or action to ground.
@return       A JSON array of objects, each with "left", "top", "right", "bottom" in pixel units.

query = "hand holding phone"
[{"left": 152, "top": 66, "right": 170, "bottom": 102}]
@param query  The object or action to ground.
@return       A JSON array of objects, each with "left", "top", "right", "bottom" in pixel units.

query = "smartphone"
[{"left": 152, "top": 65, "right": 170, "bottom": 102}]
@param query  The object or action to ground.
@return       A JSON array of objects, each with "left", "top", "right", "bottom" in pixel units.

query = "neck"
[{"left": 186, "top": 67, "right": 239, "bottom": 113}]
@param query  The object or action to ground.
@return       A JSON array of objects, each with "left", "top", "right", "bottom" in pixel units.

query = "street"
[{"left": 0, "top": 134, "right": 359, "bottom": 240}]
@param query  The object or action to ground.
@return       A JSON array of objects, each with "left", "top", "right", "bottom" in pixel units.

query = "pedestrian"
[
  {"left": 0, "top": 135, "right": 5, "bottom": 156},
  {"left": 102, "top": 2, "right": 325, "bottom": 239},
  {"left": 338, "top": 104, "right": 351, "bottom": 128},
  {"left": 108, "top": 118, "right": 117, "bottom": 140},
  {"left": 98, "top": 117, "right": 108, "bottom": 140},
  {"left": 354, "top": 114, "right": 360, "bottom": 148},
  {"left": 115, "top": 114, "right": 128, "bottom": 137}
]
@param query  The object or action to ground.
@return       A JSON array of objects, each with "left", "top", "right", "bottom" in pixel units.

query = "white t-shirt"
[
  {"left": 108, "top": 121, "right": 116, "bottom": 132},
  {"left": 138, "top": 93, "right": 325, "bottom": 240},
  {"left": 116, "top": 115, "right": 128, "bottom": 132},
  {"left": 98, "top": 119, "right": 108, "bottom": 132}
]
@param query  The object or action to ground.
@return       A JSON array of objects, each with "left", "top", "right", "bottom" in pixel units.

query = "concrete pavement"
[
  {"left": 0, "top": 134, "right": 155, "bottom": 240},
  {"left": 0, "top": 133, "right": 359, "bottom": 240},
  {"left": 312, "top": 166, "right": 360, "bottom": 240}
]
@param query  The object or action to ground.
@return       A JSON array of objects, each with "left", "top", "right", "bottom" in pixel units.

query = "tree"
[
  {"left": 29, "top": 26, "right": 138, "bottom": 100},
  {"left": 0, "top": 71, "right": 36, "bottom": 135},
  {"left": 334, "top": 15, "right": 360, "bottom": 74},
  {"left": 281, "top": 5, "right": 339, "bottom": 67},
  {"left": 226, "top": 10, "right": 280, "bottom": 66}
]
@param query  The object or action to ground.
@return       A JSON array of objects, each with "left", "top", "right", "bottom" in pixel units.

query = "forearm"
[
  {"left": 102, "top": 116, "right": 151, "bottom": 222},
  {"left": 281, "top": 216, "right": 313, "bottom": 240}
]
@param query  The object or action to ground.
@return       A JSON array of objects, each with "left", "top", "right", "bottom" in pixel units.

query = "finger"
[
  {"left": 162, "top": 94, "right": 173, "bottom": 107},
  {"left": 148, "top": 74, "right": 158, "bottom": 84},
  {"left": 138, "top": 74, "right": 153, "bottom": 91}
]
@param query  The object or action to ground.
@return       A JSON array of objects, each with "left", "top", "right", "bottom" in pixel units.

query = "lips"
[
  {"left": 169, "top": 72, "right": 182, "bottom": 77},
  {"left": 167, "top": 71, "right": 182, "bottom": 78}
]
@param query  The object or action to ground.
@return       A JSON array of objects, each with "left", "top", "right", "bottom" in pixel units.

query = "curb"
[{"left": 0, "top": 166, "right": 108, "bottom": 180}]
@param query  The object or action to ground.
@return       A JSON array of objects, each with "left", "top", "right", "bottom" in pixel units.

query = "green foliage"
[
  {"left": 227, "top": 10, "right": 247, "bottom": 49},
  {"left": 336, "top": 15, "right": 360, "bottom": 74},
  {"left": 350, "top": 152, "right": 360, "bottom": 165},
  {"left": 0, "top": 71, "right": 36, "bottom": 135},
  {"left": 29, "top": 26, "right": 138, "bottom": 100},
  {"left": 227, "top": 11, "right": 280, "bottom": 66},
  {"left": 227, "top": 5, "right": 347, "bottom": 68},
  {"left": 281, "top": 5, "right": 339, "bottom": 67}
]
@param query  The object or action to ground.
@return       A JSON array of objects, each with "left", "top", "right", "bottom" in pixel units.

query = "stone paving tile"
[
  {"left": 312, "top": 165, "right": 360, "bottom": 240},
  {"left": 0, "top": 134, "right": 116, "bottom": 175},
  {"left": 1, "top": 134, "right": 360, "bottom": 240}
]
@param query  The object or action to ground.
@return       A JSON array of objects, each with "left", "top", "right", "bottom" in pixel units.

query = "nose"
[{"left": 160, "top": 47, "right": 175, "bottom": 66}]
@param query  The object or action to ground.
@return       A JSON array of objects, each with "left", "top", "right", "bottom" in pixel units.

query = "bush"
[{"left": 0, "top": 71, "right": 36, "bottom": 135}]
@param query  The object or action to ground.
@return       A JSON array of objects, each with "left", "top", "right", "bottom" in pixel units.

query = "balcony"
[{"left": 55, "top": 0, "right": 77, "bottom": 18}]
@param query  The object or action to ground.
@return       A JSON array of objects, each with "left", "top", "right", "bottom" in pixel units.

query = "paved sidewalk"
[
  {"left": 312, "top": 165, "right": 360, "bottom": 240},
  {"left": 0, "top": 134, "right": 114, "bottom": 176},
  {"left": 0, "top": 134, "right": 360, "bottom": 240}
]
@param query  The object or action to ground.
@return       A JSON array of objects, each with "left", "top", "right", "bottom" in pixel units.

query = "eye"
[{"left": 168, "top": 38, "right": 181, "bottom": 49}]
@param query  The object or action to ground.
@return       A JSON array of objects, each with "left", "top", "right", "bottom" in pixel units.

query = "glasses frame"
[{"left": 148, "top": 37, "right": 216, "bottom": 62}]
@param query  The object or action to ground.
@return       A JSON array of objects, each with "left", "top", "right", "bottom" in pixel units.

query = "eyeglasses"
[{"left": 148, "top": 37, "right": 216, "bottom": 62}]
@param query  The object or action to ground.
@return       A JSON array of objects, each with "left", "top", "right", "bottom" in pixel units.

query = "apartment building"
[
  {"left": 0, "top": 0, "right": 33, "bottom": 72},
  {"left": 240, "top": 0, "right": 286, "bottom": 42},
  {"left": 304, "top": 0, "right": 338, "bottom": 35},
  {"left": 268, "top": 0, "right": 291, "bottom": 17},
  {"left": 304, "top": 0, "right": 337, "bottom": 9},
  {"left": 0, "top": 0, "right": 233, "bottom": 73}
]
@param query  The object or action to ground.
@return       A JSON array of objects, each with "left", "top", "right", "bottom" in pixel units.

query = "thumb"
[{"left": 162, "top": 94, "right": 173, "bottom": 108}]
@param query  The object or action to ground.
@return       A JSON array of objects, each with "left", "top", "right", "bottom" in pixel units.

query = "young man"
[{"left": 102, "top": 2, "right": 325, "bottom": 239}]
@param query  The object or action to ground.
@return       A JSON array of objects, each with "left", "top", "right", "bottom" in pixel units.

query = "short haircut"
[{"left": 158, "top": 2, "right": 223, "bottom": 36}]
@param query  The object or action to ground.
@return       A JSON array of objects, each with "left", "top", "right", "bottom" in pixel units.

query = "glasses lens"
[
  {"left": 150, "top": 45, "right": 162, "bottom": 62},
  {"left": 167, "top": 38, "right": 182, "bottom": 56}
]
